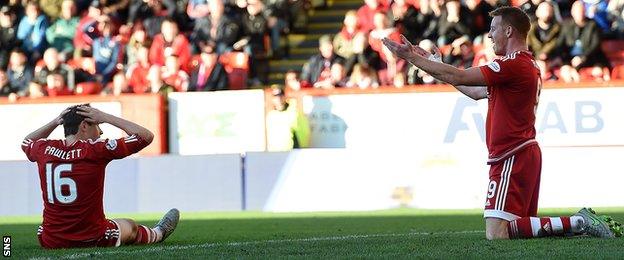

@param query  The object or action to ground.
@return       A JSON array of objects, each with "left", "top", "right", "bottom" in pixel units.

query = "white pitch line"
[{"left": 45, "top": 230, "right": 483, "bottom": 259}]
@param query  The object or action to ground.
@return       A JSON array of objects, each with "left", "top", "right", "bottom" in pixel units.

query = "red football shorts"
[
  {"left": 483, "top": 145, "right": 542, "bottom": 221},
  {"left": 38, "top": 219, "right": 121, "bottom": 249}
]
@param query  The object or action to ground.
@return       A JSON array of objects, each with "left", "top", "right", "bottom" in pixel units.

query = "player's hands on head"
[
  {"left": 55, "top": 108, "right": 71, "bottom": 125},
  {"left": 76, "top": 105, "right": 108, "bottom": 125}
]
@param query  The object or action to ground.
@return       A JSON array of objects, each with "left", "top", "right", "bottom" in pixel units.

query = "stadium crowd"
[{"left": 0, "top": 0, "right": 623, "bottom": 99}]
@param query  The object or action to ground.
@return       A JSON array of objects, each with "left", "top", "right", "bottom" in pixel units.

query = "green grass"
[{"left": 2, "top": 208, "right": 624, "bottom": 259}]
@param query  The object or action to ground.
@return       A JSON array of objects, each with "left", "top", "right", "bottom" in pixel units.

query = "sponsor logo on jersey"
[{"left": 106, "top": 139, "right": 118, "bottom": 150}]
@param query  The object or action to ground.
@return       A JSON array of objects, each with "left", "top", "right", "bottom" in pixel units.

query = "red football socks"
[
  {"left": 134, "top": 225, "right": 164, "bottom": 244},
  {"left": 508, "top": 216, "right": 584, "bottom": 239}
]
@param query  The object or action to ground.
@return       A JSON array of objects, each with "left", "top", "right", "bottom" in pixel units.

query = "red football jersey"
[
  {"left": 21, "top": 135, "right": 148, "bottom": 242},
  {"left": 479, "top": 51, "right": 541, "bottom": 164}
]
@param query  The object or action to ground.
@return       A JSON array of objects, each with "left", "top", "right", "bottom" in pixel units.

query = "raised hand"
[{"left": 382, "top": 35, "right": 431, "bottom": 62}]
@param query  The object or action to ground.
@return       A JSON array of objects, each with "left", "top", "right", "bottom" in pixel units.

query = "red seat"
[
  {"left": 612, "top": 64, "right": 624, "bottom": 80},
  {"left": 601, "top": 40, "right": 624, "bottom": 66},
  {"left": 75, "top": 82, "right": 102, "bottom": 95},
  {"left": 578, "top": 67, "right": 610, "bottom": 82}
]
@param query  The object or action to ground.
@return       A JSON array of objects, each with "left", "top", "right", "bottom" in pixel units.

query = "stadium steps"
[{"left": 267, "top": 0, "right": 360, "bottom": 85}]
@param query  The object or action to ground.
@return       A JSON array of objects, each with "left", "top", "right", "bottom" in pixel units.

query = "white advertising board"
[
  {"left": 168, "top": 90, "right": 266, "bottom": 155},
  {"left": 303, "top": 87, "right": 624, "bottom": 151},
  {"left": 246, "top": 147, "right": 624, "bottom": 212},
  {"left": 0, "top": 102, "right": 122, "bottom": 161}
]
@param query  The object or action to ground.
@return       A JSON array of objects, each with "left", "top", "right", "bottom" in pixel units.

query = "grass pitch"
[{"left": 2, "top": 208, "right": 623, "bottom": 259}]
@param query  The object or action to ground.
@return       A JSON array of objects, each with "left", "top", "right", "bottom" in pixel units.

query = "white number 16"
[{"left": 45, "top": 163, "right": 77, "bottom": 204}]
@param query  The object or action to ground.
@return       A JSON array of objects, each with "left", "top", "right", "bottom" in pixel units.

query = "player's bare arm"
[
  {"left": 382, "top": 36, "right": 487, "bottom": 100},
  {"left": 76, "top": 106, "right": 154, "bottom": 144},
  {"left": 24, "top": 108, "right": 70, "bottom": 141}
]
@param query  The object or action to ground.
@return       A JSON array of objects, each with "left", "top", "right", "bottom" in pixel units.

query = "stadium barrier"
[
  {"left": 2, "top": 82, "right": 624, "bottom": 215},
  {"left": 2, "top": 146, "right": 623, "bottom": 216},
  {"left": 0, "top": 154, "right": 242, "bottom": 216},
  {"left": 0, "top": 94, "right": 167, "bottom": 160}
]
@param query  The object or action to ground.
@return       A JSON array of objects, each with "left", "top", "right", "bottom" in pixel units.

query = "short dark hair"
[
  {"left": 489, "top": 6, "right": 531, "bottom": 38},
  {"left": 62, "top": 104, "right": 90, "bottom": 137}
]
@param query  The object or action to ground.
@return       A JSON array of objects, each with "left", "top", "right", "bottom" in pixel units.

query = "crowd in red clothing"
[
  {"left": 0, "top": 0, "right": 306, "bottom": 99},
  {"left": 291, "top": 0, "right": 624, "bottom": 91},
  {"left": 1, "top": 0, "right": 624, "bottom": 100}
]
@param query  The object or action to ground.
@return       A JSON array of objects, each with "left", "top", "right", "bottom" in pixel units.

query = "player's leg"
[
  {"left": 484, "top": 146, "right": 545, "bottom": 240},
  {"left": 491, "top": 146, "right": 621, "bottom": 239},
  {"left": 485, "top": 217, "right": 509, "bottom": 240},
  {"left": 112, "top": 218, "right": 139, "bottom": 245},
  {"left": 126, "top": 208, "right": 180, "bottom": 245}
]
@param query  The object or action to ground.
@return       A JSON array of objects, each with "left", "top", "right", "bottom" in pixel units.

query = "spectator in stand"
[
  {"left": 40, "top": 0, "right": 64, "bottom": 21},
  {"left": 387, "top": 0, "right": 420, "bottom": 43},
  {"left": 369, "top": 12, "right": 405, "bottom": 86},
  {"left": 127, "top": 0, "right": 175, "bottom": 32},
  {"left": 333, "top": 10, "right": 360, "bottom": 70},
  {"left": 187, "top": 0, "right": 210, "bottom": 53},
  {"left": 520, "top": 0, "right": 544, "bottom": 21},
  {"left": 0, "top": 6, "right": 20, "bottom": 70},
  {"left": 436, "top": 0, "right": 472, "bottom": 45},
  {"left": 190, "top": 0, "right": 240, "bottom": 54},
  {"left": 346, "top": 63, "right": 379, "bottom": 89},
  {"left": 236, "top": 0, "right": 270, "bottom": 86},
  {"left": 2, "top": 0, "right": 26, "bottom": 19},
  {"left": 313, "top": 63, "right": 348, "bottom": 89},
  {"left": 607, "top": 0, "right": 624, "bottom": 38},
  {"left": 32, "top": 48, "right": 90, "bottom": 92},
  {"left": 6, "top": 49, "right": 33, "bottom": 97},
  {"left": 528, "top": 1, "right": 563, "bottom": 80},
  {"left": 300, "top": 35, "right": 345, "bottom": 88},
  {"left": 17, "top": 1, "right": 48, "bottom": 64},
  {"left": 141, "top": 0, "right": 173, "bottom": 38},
  {"left": 0, "top": 70, "right": 13, "bottom": 97},
  {"left": 442, "top": 35, "right": 475, "bottom": 69},
  {"left": 188, "top": 43, "right": 229, "bottom": 91},
  {"left": 127, "top": 45, "right": 151, "bottom": 93},
  {"left": 357, "top": 0, "right": 389, "bottom": 33},
  {"left": 265, "top": 87, "right": 310, "bottom": 152},
  {"left": 560, "top": 0, "right": 611, "bottom": 82},
  {"left": 124, "top": 23, "right": 149, "bottom": 66},
  {"left": 344, "top": 32, "right": 381, "bottom": 75},
  {"left": 464, "top": 0, "right": 496, "bottom": 40},
  {"left": 161, "top": 54, "right": 189, "bottom": 92},
  {"left": 102, "top": 72, "right": 130, "bottom": 95},
  {"left": 393, "top": 71, "right": 406, "bottom": 88},
  {"left": 284, "top": 70, "right": 302, "bottom": 92},
  {"left": 46, "top": 0, "right": 79, "bottom": 62},
  {"left": 74, "top": 1, "right": 102, "bottom": 58},
  {"left": 146, "top": 64, "right": 165, "bottom": 94},
  {"left": 265, "top": 0, "right": 291, "bottom": 57},
  {"left": 407, "top": 39, "right": 441, "bottom": 85},
  {"left": 93, "top": 15, "right": 122, "bottom": 84},
  {"left": 96, "top": 0, "right": 130, "bottom": 21},
  {"left": 45, "top": 73, "right": 73, "bottom": 96},
  {"left": 583, "top": 0, "right": 611, "bottom": 33},
  {"left": 149, "top": 18, "right": 191, "bottom": 73},
  {"left": 398, "top": 0, "right": 439, "bottom": 46}
]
